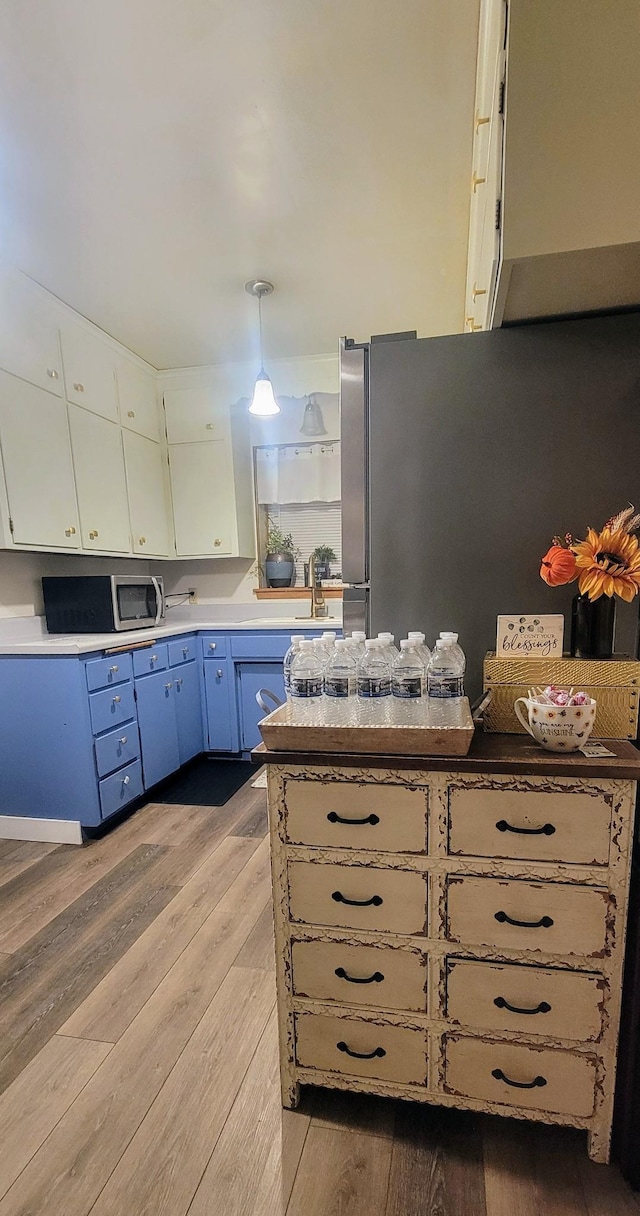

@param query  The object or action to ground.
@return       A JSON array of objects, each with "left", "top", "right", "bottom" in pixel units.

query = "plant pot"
[
  {"left": 265, "top": 551, "right": 295, "bottom": 588},
  {"left": 570, "top": 593, "right": 616, "bottom": 659}
]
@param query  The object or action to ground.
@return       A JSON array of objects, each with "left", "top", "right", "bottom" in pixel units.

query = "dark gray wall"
[{"left": 368, "top": 312, "right": 640, "bottom": 699}]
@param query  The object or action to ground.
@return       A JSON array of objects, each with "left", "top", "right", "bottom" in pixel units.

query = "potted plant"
[
  {"left": 265, "top": 519, "right": 299, "bottom": 588},
  {"left": 312, "top": 544, "right": 337, "bottom": 582}
]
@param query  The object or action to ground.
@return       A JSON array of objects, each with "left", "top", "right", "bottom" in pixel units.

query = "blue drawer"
[
  {"left": 132, "top": 644, "right": 168, "bottom": 677},
  {"left": 168, "top": 637, "right": 196, "bottom": 666},
  {"left": 230, "top": 634, "right": 294, "bottom": 661},
  {"left": 86, "top": 653, "right": 133, "bottom": 692},
  {"left": 89, "top": 682, "right": 136, "bottom": 736},
  {"left": 202, "top": 635, "right": 228, "bottom": 658},
  {"left": 99, "top": 760, "right": 143, "bottom": 819},
  {"left": 94, "top": 721, "right": 141, "bottom": 778}
]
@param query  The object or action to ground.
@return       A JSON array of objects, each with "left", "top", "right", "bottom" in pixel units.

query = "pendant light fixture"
[
  {"left": 300, "top": 393, "right": 327, "bottom": 436},
  {"left": 245, "top": 279, "right": 280, "bottom": 416}
]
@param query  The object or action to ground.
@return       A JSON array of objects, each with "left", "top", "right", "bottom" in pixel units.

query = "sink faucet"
[{"left": 309, "top": 554, "right": 328, "bottom": 619}]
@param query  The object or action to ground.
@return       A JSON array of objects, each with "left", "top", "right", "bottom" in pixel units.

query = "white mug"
[{"left": 514, "top": 696, "right": 596, "bottom": 752}]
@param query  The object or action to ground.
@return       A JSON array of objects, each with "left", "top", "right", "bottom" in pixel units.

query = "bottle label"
[
  {"left": 325, "top": 676, "right": 351, "bottom": 698},
  {"left": 284, "top": 673, "right": 290, "bottom": 694},
  {"left": 427, "top": 675, "right": 464, "bottom": 698},
  {"left": 291, "top": 677, "right": 323, "bottom": 699},
  {"left": 358, "top": 676, "right": 391, "bottom": 699},
  {"left": 392, "top": 676, "right": 422, "bottom": 700}
]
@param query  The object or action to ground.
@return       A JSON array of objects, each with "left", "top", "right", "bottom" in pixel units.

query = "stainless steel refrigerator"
[{"left": 340, "top": 311, "right": 640, "bottom": 699}]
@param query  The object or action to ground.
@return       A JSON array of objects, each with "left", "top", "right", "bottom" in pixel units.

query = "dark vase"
[
  {"left": 570, "top": 593, "right": 616, "bottom": 659},
  {"left": 265, "top": 551, "right": 295, "bottom": 588}
]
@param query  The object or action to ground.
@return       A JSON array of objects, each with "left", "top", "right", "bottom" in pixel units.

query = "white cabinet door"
[
  {"left": 123, "top": 430, "right": 170, "bottom": 557},
  {"left": 117, "top": 360, "right": 161, "bottom": 441},
  {"left": 169, "top": 442, "right": 235, "bottom": 556},
  {"left": 164, "top": 384, "right": 235, "bottom": 445},
  {"left": 0, "top": 269, "right": 63, "bottom": 395},
  {"left": 60, "top": 323, "right": 119, "bottom": 422},
  {"left": 0, "top": 371, "right": 79, "bottom": 547},
  {"left": 68, "top": 405, "right": 130, "bottom": 552}
]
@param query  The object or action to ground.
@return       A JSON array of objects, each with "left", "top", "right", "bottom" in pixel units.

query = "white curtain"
[{"left": 256, "top": 442, "right": 341, "bottom": 504}]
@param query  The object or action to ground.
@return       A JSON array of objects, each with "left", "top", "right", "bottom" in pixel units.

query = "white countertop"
[{"left": 0, "top": 615, "right": 343, "bottom": 656}]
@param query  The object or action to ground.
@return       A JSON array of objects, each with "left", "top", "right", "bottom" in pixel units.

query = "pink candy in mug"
[{"left": 540, "top": 685, "right": 589, "bottom": 707}]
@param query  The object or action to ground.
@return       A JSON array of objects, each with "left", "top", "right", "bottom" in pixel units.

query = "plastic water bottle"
[
  {"left": 439, "top": 632, "right": 466, "bottom": 673},
  {"left": 377, "top": 632, "right": 400, "bottom": 667},
  {"left": 357, "top": 639, "right": 392, "bottom": 724},
  {"left": 321, "top": 631, "right": 338, "bottom": 655},
  {"left": 313, "top": 637, "right": 331, "bottom": 671},
  {"left": 427, "top": 638, "right": 465, "bottom": 700},
  {"left": 346, "top": 631, "right": 367, "bottom": 661},
  {"left": 392, "top": 640, "right": 426, "bottom": 724},
  {"left": 283, "top": 634, "right": 306, "bottom": 701},
  {"left": 323, "top": 639, "right": 357, "bottom": 724},
  {"left": 408, "top": 631, "right": 432, "bottom": 667},
  {"left": 290, "top": 640, "right": 324, "bottom": 723}
]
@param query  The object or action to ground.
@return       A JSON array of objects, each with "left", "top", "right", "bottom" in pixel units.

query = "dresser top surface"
[{"left": 252, "top": 732, "right": 640, "bottom": 780}]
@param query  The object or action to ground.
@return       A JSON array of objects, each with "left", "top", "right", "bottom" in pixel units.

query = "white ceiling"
[{"left": 0, "top": 1, "right": 479, "bottom": 370}]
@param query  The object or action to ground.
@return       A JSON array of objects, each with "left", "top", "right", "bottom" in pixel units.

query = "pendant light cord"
[{"left": 258, "top": 291, "right": 265, "bottom": 374}]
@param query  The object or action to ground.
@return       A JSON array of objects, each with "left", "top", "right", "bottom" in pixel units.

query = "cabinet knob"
[
  {"left": 216, "top": 668, "right": 223, "bottom": 678},
  {"left": 175, "top": 677, "right": 183, "bottom": 687},
  {"left": 64, "top": 525, "right": 77, "bottom": 536},
  {"left": 213, "top": 539, "right": 222, "bottom": 547},
  {"left": 165, "top": 681, "right": 173, "bottom": 690},
  {"left": 73, "top": 382, "right": 85, "bottom": 392},
  {"left": 475, "top": 110, "right": 490, "bottom": 132},
  {"left": 209, "top": 642, "right": 216, "bottom": 651},
  {"left": 472, "top": 282, "right": 487, "bottom": 302},
  {"left": 205, "top": 423, "right": 215, "bottom": 430},
  {"left": 113, "top": 695, "right": 121, "bottom": 703},
  {"left": 119, "top": 735, "right": 128, "bottom": 745},
  {"left": 46, "top": 368, "right": 59, "bottom": 379},
  {"left": 472, "top": 172, "right": 487, "bottom": 193},
  {"left": 182, "top": 646, "right": 189, "bottom": 655},
  {"left": 110, "top": 665, "right": 119, "bottom": 672},
  {"left": 89, "top": 529, "right": 99, "bottom": 539},
  {"left": 151, "top": 654, "right": 158, "bottom": 662},
  {"left": 465, "top": 316, "right": 483, "bottom": 332},
  {"left": 122, "top": 775, "right": 130, "bottom": 786},
  {"left": 127, "top": 410, "right": 135, "bottom": 417},
  {"left": 138, "top": 537, "right": 146, "bottom": 545}
]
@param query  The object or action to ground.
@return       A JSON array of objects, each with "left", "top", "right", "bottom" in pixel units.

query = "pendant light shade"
[
  {"left": 245, "top": 279, "right": 280, "bottom": 417},
  {"left": 300, "top": 394, "right": 327, "bottom": 436}
]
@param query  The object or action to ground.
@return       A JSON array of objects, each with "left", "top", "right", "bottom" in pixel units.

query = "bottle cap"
[
  {"left": 440, "top": 632, "right": 458, "bottom": 641},
  {"left": 299, "top": 639, "right": 315, "bottom": 650},
  {"left": 322, "top": 632, "right": 337, "bottom": 640},
  {"left": 290, "top": 635, "right": 305, "bottom": 643},
  {"left": 408, "top": 632, "right": 425, "bottom": 642},
  {"left": 377, "top": 632, "right": 394, "bottom": 642},
  {"left": 313, "top": 638, "right": 326, "bottom": 649},
  {"left": 400, "top": 639, "right": 412, "bottom": 649},
  {"left": 365, "top": 638, "right": 381, "bottom": 649},
  {"left": 334, "top": 638, "right": 349, "bottom": 649},
  {"left": 435, "top": 638, "right": 448, "bottom": 649},
  {"left": 351, "top": 631, "right": 366, "bottom": 642}
]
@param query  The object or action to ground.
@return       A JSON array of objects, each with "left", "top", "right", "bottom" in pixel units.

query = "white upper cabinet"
[
  {"left": 163, "top": 378, "right": 241, "bottom": 444},
  {"left": 169, "top": 442, "right": 235, "bottom": 556},
  {"left": 59, "top": 322, "right": 119, "bottom": 422},
  {"left": 123, "top": 430, "right": 170, "bottom": 557},
  {"left": 0, "top": 371, "right": 79, "bottom": 548},
  {"left": 117, "top": 360, "right": 161, "bottom": 441},
  {"left": 0, "top": 265, "right": 63, "bottom": 395},
  {"left": 68, "top": 405, "right": 131, "bottom": 552}
]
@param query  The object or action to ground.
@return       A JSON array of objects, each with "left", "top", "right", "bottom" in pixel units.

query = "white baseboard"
[{"left": 0, "top": 816, "right": 83, "bottom": 845}]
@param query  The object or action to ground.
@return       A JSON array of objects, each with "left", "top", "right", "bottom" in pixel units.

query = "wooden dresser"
[{"left": 255, "top": 734, "right": 640, "bottom": 1162}]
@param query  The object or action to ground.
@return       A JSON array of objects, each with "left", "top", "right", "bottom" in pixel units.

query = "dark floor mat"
[{"left": 154, "top": 757, "right": 255, "bottom": 806}]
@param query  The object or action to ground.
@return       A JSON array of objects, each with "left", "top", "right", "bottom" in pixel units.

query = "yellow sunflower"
[{"left": 572, "top": 520, "right": 640, "bottom": 602}]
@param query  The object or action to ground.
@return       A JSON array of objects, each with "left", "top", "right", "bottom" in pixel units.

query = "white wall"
[{"left": 0, "top": 551, "right": 151, "bottom": 619}]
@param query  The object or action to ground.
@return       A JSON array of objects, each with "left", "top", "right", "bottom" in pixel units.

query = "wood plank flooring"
[{"left": 0, "top": 774, "right": 639, "bottom": 1216}]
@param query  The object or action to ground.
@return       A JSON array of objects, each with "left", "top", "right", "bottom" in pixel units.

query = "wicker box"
[{"left": 483, "top": 653, "right": 640, "bottom": 739}]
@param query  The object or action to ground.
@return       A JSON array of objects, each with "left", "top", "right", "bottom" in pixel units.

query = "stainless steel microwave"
[{"left": 42, "top": 575, "right": 165, "bottom": 634}]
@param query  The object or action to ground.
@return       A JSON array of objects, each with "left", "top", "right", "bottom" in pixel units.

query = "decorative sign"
[{"left": 496, "top": 614, "right": 564, "bottom": 660}]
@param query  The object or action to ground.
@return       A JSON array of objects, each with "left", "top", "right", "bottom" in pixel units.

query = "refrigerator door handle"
[{"left": 340, "top": 338, "right": 368, "bottom": 586}]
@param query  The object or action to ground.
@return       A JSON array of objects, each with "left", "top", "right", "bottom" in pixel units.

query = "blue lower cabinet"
[
  {"left": 203, "top": 658, "right": 236, "bottom": 752},
  {"left": 237, "top": 662, "right": 286, "bottom": 751},
  {"left": 99, "top": 760, "right": 144, "bottom": 819},
  {"left": 174, "top": 662, "right": 204, "bottom": 764},
  {"left": 94, "top": 721, "right": 141, "bottom": 778},
  {"left": 135, "top": 670, "right": 180, "bottom": 788},
  {"left": 89, "top": 682, "right": 136, "bottom": 736}
]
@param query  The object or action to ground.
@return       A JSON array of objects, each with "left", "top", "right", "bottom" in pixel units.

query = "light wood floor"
[{"left": 1, "top": 774, "right": 639, "bottom": 1216}]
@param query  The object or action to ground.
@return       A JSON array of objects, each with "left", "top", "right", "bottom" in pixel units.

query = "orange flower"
[
  {"left": 572, "top": 524, "right": 640, "bottom": 602},
  {"left": 540, "top": 545, "right": 577, "bottom": 587}
]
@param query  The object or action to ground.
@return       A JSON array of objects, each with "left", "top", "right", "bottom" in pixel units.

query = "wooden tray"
[{"left": 258, "top": 699, "right": 475, "bottom": 757}]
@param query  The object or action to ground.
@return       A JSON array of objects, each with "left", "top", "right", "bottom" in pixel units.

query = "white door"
[
  {"left": 164, "top": 384, "right": 235, "bottom": 445},
  {"left": 68, "top": 405, "right": 131, "bottom": 552},
  {"left": 0, "top": 268, "right": 63, "bottom": 395},
  {"left": 60, "top": 323, "right": 119, "bottom": 422},
  {"left": 169, "top": 442, "right": 235, "bottom": 556},
  {"left": 117, "top": 360, "right": 161, "bottom": 441},
  {"left": 0, "top": 371, "right": 79, "bottom": 547},
  {"left": 123, "top": 430, "right": 170, "bottom": 557}
]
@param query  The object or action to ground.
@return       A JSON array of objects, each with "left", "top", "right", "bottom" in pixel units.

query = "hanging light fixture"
[
  {"left": 245, "top": 279, "right": 280, "bottom": 416},
  {"left": 300, "top": 393, "right": 327, "bottom": 436}
]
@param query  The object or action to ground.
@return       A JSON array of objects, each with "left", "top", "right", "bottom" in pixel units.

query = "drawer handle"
[
  {"left": 335, "top": 967, "right": 384, "bottom": 985},
  {"left": 494, "top": 911, "right": 554, "bottom": 929},
  {"left": 337, "top": 1041, "right": 386, "bottom": 1060},
  {"left": 327, "top": 812, "right": 380, "bottom": 826},
  {"left": 491, "top": 1068, "right": 547, "bottom": 1091},
  {"left": 110, "top": 665, "right": 119, "bottom": 672},
  {"left": 165, "top": 681, "right": 173, "bottom": 690},
  {"left": 119, "top": 736, "right": 128, "bottom": 745},
  {"left": 209, "top": 643, "right": 216, "bottom": 651},
  {"left": 496, "top": 819, "right": 556, "bottom": 836},
  {"left": 113, "top": 696, "right": 121, "bottom": 703},
  {"left": 182, "top": 646, "right": 189, "bottom": 655},
  {"left": 494, "top": 996, "right": 552, "bottom": 1016},
  {"left": 217, "top": 669, "right": 223, "bottom": 678},
  {"left": 122, "top": 775, "right": 130, "bottom": 786},
  {"left": 175, "top": 677, "right": 183, "bottom": 687},
  {"left": 73, "top": 382, "right": 85, "bottom": 392},
  {"left": 151, "top": 655, "right": 158, "bottom": 662},
  {"left": 332, "top": 891, "right": 383, "bottom": 908}
]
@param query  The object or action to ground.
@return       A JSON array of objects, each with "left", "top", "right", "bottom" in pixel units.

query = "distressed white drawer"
[
  {"left": 289, "top": 862, "right": 428, "bottom": 935},
  {"left": 446, "top": 877, "right": 608, "bottom": 957},
  {"left": 296, "top": 1012, "right": 428, "bottom": 1085},
  {"left": 285, "top": 779, "right": 427, "bottom": 853},
  {"left": 446, "top": 959, "right": 603, "bottom": 1042},
  {"left": 444, "top": 1035, "right": 596, "bottom": 1117},
  {"left": 292, "top": 940, "right": 427, "bottom": 1011},
  {"left": 447, "top": 786, "right": 611, "bottom": 865}
]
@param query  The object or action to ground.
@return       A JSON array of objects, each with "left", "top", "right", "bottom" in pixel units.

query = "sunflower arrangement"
[{"left": 540, "top": 506, "right": 640, "bottom": 603}]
